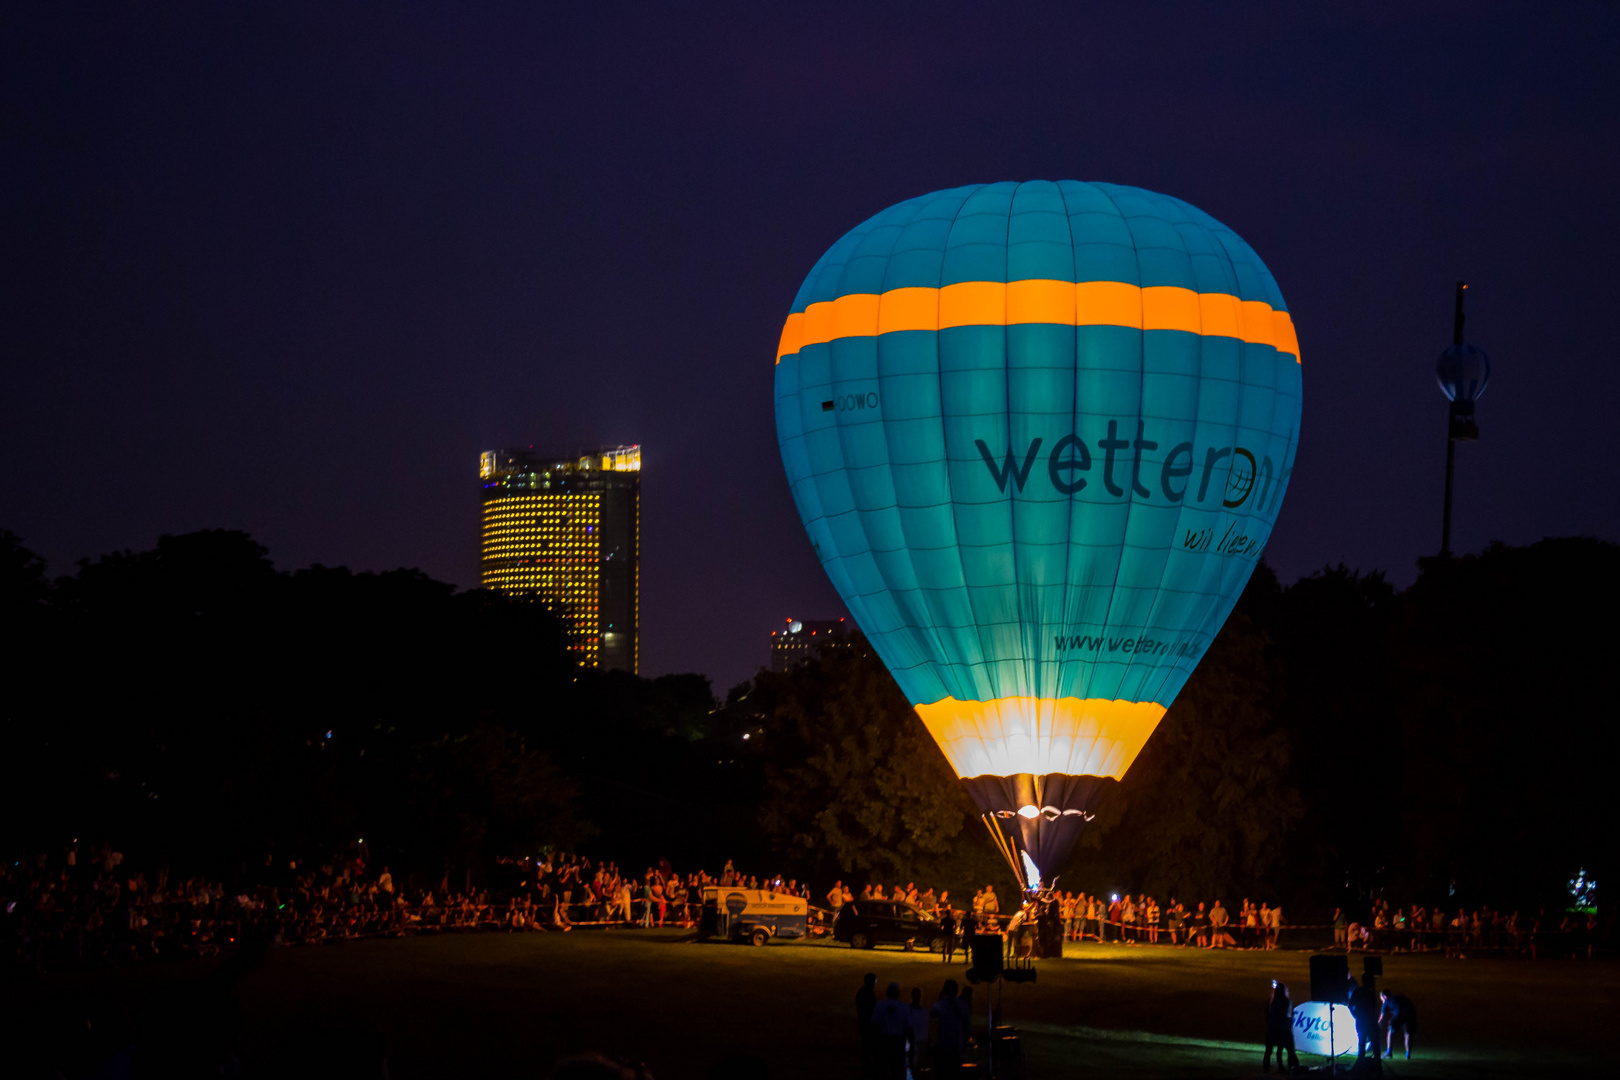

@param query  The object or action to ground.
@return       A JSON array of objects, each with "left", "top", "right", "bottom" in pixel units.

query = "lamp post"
[{"left": 1435, "top": 283, "right": 1491, "bottom": 557}]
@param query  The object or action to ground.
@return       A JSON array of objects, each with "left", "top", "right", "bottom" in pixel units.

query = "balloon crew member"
[
  {"left": 1381, "top": 989, "right": 1416, "bottom": 1060},
  {"left": 1263, "top": 980, "right": 1299, "bottom": 1074},
  {"left": 1350, "top": 973, "right": 1382, "bottom": 1073},
  {"left": 939, "top": 905, "right": 958, "bottom": 963}
]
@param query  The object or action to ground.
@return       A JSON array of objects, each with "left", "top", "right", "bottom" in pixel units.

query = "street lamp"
[{"left": 1435, "top": 282, "right": 1491, "bottom": 557}]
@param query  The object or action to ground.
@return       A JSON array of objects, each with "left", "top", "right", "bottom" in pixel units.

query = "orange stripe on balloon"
[
  {"left": 1074, "top": 280, "right": 1142, "bottom": 327},
  {"left": 913, "top": 695, "right": 1167, "bottom": 782},
  {"left": 776, "top": 312, "right": 805, "bottom": 361},
  {"left": 776, "top": 281, "right": 1300, "bottom": 364},
  {"left": 1141, "top": 285, "right": 1201, "bottom": 334},
  {"left": 939, "top": 280, "right": 1006, "bottom": 328},
  {"left": 1008, "top": 278, "right": 1075, "bottom": 325},
  {"left": 877, "top": 286, "right": 938, "bottom": 334}
]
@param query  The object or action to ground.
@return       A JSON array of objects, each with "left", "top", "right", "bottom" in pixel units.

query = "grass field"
[{"left": 4, "top": 931, "right": 1615, "bottom": 1079}]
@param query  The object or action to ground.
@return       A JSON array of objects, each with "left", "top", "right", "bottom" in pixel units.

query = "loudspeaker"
[
  {"left": 1362, "top": 955, "right": 1383, "bottom": 978},
  {"left": 966, "top": 933, "right": 1004, "bottom": 982},
  {"left": 1309, "top": 954, "right": 1349, "bottom": 1003}
]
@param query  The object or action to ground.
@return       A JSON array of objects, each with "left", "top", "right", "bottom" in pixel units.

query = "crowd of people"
[
  {"left": 1052, "top": 892, "right": 1286, "bottom": 948},
  {"left": 5, "top": 841, "right": 1598, "bottom": 976},
  {"left": 0, "top": 843, "right": 832, "bottom": 973},
  {"left": 855, "top": 972, "right": 981, "bottom": 1079},
  {"left": 828, "top": 882, "right": 1290, "bottom": 950},
  {"left": 1331, "top": 900, "right": 1603, "bottom": 959}
]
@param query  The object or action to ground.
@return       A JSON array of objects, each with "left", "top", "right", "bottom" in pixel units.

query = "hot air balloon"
[{"left": 773, "top": 181, "right": 1302, "bottom": 895}]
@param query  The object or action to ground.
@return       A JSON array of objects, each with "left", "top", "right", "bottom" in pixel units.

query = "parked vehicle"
[
  {"left": 698, "top": 887, "right": 808, "bottom": 946},
  {"left": 833, "top": 900, "right": 949, "bottom": 952}
]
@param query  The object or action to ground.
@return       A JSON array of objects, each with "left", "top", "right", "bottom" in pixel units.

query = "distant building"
[
  {"left": 479, "top": 445, "right": 640, "bottom": 673},
  {"left": 770, "top": 617, "right": 847, "bottom": 673}
]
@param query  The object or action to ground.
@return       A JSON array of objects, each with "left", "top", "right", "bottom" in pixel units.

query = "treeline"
[
  {"left": 0, "top": 529, "right": 749, "bottom": 889},
  {"left": 2, "top": 528, "right": 1614, "bottom": 920},
  {"left": 1077, "top": 538, "right": 1616, "bottom": 920}
]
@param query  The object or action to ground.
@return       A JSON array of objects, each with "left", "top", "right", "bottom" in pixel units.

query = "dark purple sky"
[{"left": 5, "top": 3, "right": 1618, "bottom": 693}]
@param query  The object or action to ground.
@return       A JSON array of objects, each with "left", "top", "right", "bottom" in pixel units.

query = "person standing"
[
  {"left": 856, "top": 973, "right": 878, "bottom": 1076},
  {"left": 1208, "top": 900, "right": 1232, "bottom": 948},
  {"left": 615, "top": 880, "right": 634, "bottom": 926},
  {"left": 871, "top": 982, "right": 910, "bottom": 1080},
  {"left": 930, "top": 979, "right": 965, "bottom": 1077},
  {"left": 1167, "top": 900, "right": 1185, "bottom": 946},
  {"left": 907, "top": 987, "right": 930, "bottom": 1078},
  {"left": 940, "top": 905, "right": 959, "bottom": 963},
  {"left": 981, "top": 886, "right": 1000, "bottom": 929},
  {"left": 828, "top": 881, "right": 846, "bottom": 914},
  {"left": 960, "top": 900, "right": 979, "bottom": 944},
  {"left": 1350, "top": 974, "right": 1382, "bottom": 1073},
  {"left": 640, "top": 878, "right": 655, "bottom": 927},
  {"left": 1263, "top": 980, "right": 1299, "bottom": 1074}
]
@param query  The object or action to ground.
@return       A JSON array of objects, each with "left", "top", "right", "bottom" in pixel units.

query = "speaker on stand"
[{"left": 1309, "top": 954, "right": 1350, "bottom": 1073}]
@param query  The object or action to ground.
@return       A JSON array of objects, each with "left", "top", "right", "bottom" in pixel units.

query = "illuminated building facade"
[
  {"left": 479, "top": 445, "right": 640, "bottom": 672},
  {"left": 769, "top": 617, "right": 847, "bottom": 673}
]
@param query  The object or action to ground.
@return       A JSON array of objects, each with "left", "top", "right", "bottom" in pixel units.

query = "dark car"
[{"left": 833, "top": 900, "right": 949, "bottom": 952}]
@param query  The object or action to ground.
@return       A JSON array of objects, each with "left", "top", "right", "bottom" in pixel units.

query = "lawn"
[{"left": 4, "top": 931, "right": 1614, "bottom": 1079}]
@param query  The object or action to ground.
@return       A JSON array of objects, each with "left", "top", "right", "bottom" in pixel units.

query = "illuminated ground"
[{"left": 5, "top": 931, "right": 1615, "bottom": 1078}]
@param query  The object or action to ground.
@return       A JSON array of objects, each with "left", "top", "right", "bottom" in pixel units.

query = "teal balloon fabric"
[{"left": 773, "top": 181, "right": 1301, "bottom": 784}]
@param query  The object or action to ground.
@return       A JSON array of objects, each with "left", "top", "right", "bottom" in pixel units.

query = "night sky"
[{"left": 5, "top": 3, "right": 1618, "bottom": 693}]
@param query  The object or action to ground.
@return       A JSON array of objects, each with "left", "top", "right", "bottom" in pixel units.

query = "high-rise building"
[
  {"left": 769, "top": 617, "right": 847, "bottom": 673},
  {"left": 479, "top": 445, "right": 640, "bottom": 672}
]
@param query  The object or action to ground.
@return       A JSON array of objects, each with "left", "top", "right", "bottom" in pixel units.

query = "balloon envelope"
[
  {"left": 773, "top": 181, "right": 1302, "bottom": 879},
  {"left": 1436, "top": 342, "right": 1490, "bottom": 403}
]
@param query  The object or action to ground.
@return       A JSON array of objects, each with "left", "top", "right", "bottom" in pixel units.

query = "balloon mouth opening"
[{"left": 1005, "top": 804, "right": 1083, "bottom": 821}]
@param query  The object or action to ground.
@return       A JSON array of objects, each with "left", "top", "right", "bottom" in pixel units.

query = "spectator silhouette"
[
  {"left": 855, "top": 972, "right": 878, "bottom": 1075},
  {"left": 870, "top": 982, "right": 909, "bottom": 1080},
  {"left": 930, "top": 979, "right": 966, "bottom": 1076},
  {"left": 907, "top": 988, "right": 929, "bottom": 1076},
  {"left": 1262, "top": 980, "right": 1298, "bottom": 1074},
  {"left": 1350, "top": 974, "right": 1382, "bottom": 1073}
]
